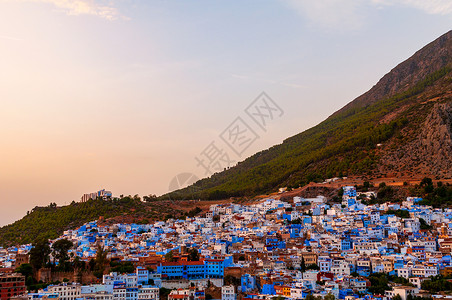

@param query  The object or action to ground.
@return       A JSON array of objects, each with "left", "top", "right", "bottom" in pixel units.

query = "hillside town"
[
  {"left": 2, "top": 2, "right": 452, "bottom": 300},
  {"left": 1, "top": 186, "right": 452, "bottom": 300}
]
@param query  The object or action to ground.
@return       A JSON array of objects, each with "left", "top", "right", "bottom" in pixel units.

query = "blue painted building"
[
  {"left": 261, "top": 284, "right": 275, "bottom": 295},
  {"left": 205, "top": 259, "right": 224, "bottom": 278},
  {"left": 341, "top": 238, "right": 353, "bottom": 251},
  {"left": 157, "top": 261, "right": 206, "bottom": 280},
  {"left": 241, "top": 274, "right": 256, "bottom": 293},
  {"left": 157, "top": 259, "right": 227, "bottom": 280},
  {"left": 265, "top": 238, "right": 286, "bottom": 251}
]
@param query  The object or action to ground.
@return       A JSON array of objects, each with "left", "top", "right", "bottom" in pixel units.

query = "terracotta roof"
[{"left": 169, "top": 295, "right": 187, "bottom": 299}]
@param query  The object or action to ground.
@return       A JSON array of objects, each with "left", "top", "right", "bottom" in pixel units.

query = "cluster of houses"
[{"left": 2, "top": 186, "right": 452, "bottom": 300}]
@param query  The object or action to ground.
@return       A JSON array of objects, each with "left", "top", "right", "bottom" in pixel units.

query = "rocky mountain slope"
[
  {"left": 336, "top": 30, "right": 452, "bottom": 114},
  {"left": 381, "top": 101, "right": 452, "bottom": 178}
]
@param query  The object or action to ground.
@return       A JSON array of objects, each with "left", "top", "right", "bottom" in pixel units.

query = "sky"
[{"left": 0, "top": 0, "right": 451, "bottom": 226}]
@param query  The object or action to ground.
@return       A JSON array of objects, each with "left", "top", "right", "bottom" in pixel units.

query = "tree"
[
  {"left": 188, "top": 248, "right": 200, "bottom": 261},
  {"left": 385, "top": 209, "right": 410, "bottom": 219},
  {"left": 88, "top": 258, "right": 96, "bottom": 271},
  {"left": 29, "top": 240, "right": 51, "bottom": 270},
  {"left": 93, "top": 245, "right": 109, "bottom": 278},
  {"left": 165, "top": 251, "right": 174, "bottom": 262},
  {"left": 367, "top": 273, "right": 411, "bottom": 294},
  {"left": 306, "top": 263, "right": 320, "bottom": 270},
  {"left": 421, "top": 177, "right": 434, "bottom": 193},
  {"left": 73, "top": 256, "right": 86, "bottom": 271},
  {"left": 143, "top": 194, "right": 157, "bottom": 202},
  {"left": 52, "top": 239, "right": 73, "bottom": 270},
  {"left": 377, "top": 185, "right": 395, "bottom": 202},
  {"left": 421, "top": 275, "right": 452, "bottom": 293},
  {"left": 368, "top": 273, "right": 390, "bottom": 294},
  {"left": 224, "top": 275, "right": 241, "bottom": 287},
  {"left": 305, "top": 294, "right": 316, "bottom": 300},
  {"left": 110, "top": 261, "right": 134, "bottom": 274},
  {"left": 393, "top": 295, "right": 402, "bottom": 300},
  {"left": 16, "top": 263, "right": 33, "bottom": 279},
  {"left": 421, "top": 177, "right": 433, "bottom": 187},
  {"left": 301, "top": 257, "right": 306, "bottom": 272},
  {"left": 187, "top": 207, "right": 202, "bottom": 218},
  {"left": 325, "top": 293, "right": 335, "bottom": 300},
  {"left": 419, "top": 218, "right": 432, "bottom": 230},
  {"left": 159, "top": 288, "right": 172, "bottom": 300}
]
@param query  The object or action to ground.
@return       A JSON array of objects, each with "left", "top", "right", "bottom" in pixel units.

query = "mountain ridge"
[
  {"left": 164, "top": 30, "right": 452, "bottom": 200},
  {"left": 334, "top": 30, "right": 452, "bottom": 116}
]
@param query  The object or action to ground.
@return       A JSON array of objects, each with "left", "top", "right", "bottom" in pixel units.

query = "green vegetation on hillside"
[
  {"left": 165, "top": 66, "right": 451, "bottom": 200},
  {"left": 0, "top": 195, "right": 200, "bottom": 247},
  {"left": 110, "top": 260, "right": 135, "bottom": 274},
  {"left": 367, "top": 273, "right": 411, "bottom": 295},
  {"left": 421, "top": 275, "right": 452, "bottom": 293},
  {"left": 364, "top": 177, "right": 452, "bottom": 206},
  {"left": 415, "top": 179, "right": 452, "bottom": 207},
  {"left": 384, "top": 209, "right": 410, "bottom": 218},
  {"left": 0, "top": 197, "right": 146, "bottom": 247}
]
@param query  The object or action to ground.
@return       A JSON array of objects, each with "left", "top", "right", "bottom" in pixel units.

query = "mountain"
[
  {"left": 165, "top": 30, "right": 452, "bottom": 200},
  {"left": 2, "top": 31, "right": 451, "bottom": 247}
]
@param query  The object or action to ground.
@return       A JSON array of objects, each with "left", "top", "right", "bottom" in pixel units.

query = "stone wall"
[{"left": 36, "top": 269, "right": 98, "bottom": 284}]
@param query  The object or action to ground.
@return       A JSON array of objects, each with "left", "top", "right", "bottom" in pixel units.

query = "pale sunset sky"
[{"left": 0, "top": 0, "right": 451, "bottom": 226}]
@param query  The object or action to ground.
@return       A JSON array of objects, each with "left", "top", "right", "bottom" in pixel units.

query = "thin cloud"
[
  {"left": 281, "top": 0, "right": 365, "bottom": 31},
  {"left": 281, "top": 0, "right": 452, "bottom": 31},
  {"left": 231, "top": 73, "right": 305, "bottom": 89},
  {"left": 372, "top": 0, "right": 452, "bottom": 15},
  {"left": 0, "top": 35, "right": 24, "bottom": 41},
  {"left": 16, "top": 0, "right": 121, "bottom": 20}
]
